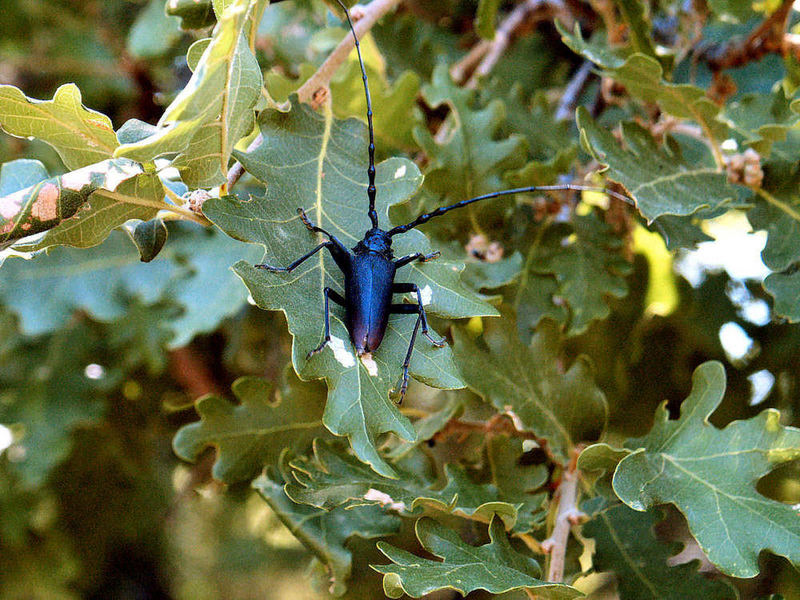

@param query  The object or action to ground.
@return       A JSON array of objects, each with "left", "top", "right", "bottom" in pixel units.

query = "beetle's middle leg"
[
  {"left": 392, "top": 282, "right": 446, "bottom": 346},
  {"left": 307, "top": 287, "right": 346, "bottom": 358}
]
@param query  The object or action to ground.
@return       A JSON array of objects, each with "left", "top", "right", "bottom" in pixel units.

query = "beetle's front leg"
[
  {"left": 255, "top": 241, "right": 333, "bottom": 272},
  {"left": 391, "top": 282, "right": 446, "bottom": 346},
  {"left": 307, "top": 287, "right": 346, "bottom": 359},
  {"left": 394, "top": 251, "right": 440, "bottom": 269}
]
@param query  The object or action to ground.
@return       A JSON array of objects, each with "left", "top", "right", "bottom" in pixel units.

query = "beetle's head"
[{"left": 359, "top": 228, "right": 392, "bottom": 254}]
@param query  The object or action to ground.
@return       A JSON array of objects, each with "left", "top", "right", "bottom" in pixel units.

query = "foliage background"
[{"left": 1, "top": 0, "right": 800, "bottom": 598}]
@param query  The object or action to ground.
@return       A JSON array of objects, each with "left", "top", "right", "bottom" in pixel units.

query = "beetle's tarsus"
[
  {"left": 307, "top": 338, "right": 330, "bottom": 359},
  {"left": 255, "top": 263, "right": 286, "bottom": 272},
  {"left": 424, "top": 331, "right": 447, "bottom": 347},
  {"left": 391, "top": 370, "right": 410, "bottom": 404},
  {"left": 298, "top": 207, "right": 315, "bottom": 230},
  {"left": 420, "top": 251, "right": 440, "bottom": 262}
]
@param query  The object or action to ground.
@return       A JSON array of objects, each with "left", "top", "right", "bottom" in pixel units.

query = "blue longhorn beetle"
[{"left": 255, "top": 0, "right": 631, "bottom": 401}]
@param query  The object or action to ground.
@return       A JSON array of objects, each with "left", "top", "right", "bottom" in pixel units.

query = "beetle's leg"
[
  {"left": 394, "top": 251, "right": 440, "bottom": 269},
  {"left": 388, "top": 304, "right": 423, "bottom": 403},
  {"left": 307, "top": 287, "right": 346, "bottom": 359},
  {"left": 255, "top": 241, "right": 333, "bottom": 272},
  {"left": 392, "top": 282, "right": 446, "bottom": 346},
  {"left": 297, "top": 208, "right": 350, "bottom": 259}
]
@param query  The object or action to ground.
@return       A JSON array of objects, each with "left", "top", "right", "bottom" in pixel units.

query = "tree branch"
[{"left": 541, "top": 456, "right": 583, "bottom": 582}]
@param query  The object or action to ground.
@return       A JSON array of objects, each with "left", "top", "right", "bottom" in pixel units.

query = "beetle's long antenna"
[
  {"left": 335, "top": 0, "right": 379, "bottom": 230},
  {"left": 387, "top": 184, "right": 634, "bottom": 236}
]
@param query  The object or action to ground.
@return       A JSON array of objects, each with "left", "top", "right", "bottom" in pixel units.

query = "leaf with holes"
[
  {"left": 584, "top": 504, "right": 739, "bottom": 600},
  {"left": 0, "top": 158, "right": 149, "bottom": 247},
  {"left": 203, "top": 98, "right": 496, "bottom": 477},
  {"left": 115, "top": 0, "right": 262, "bottom": 188},
  {"left": 372, "top": 516, "right": 581, "bottom": 599},
  {"left": 612, "top": 361, "right": 800, "bottom": 578}
]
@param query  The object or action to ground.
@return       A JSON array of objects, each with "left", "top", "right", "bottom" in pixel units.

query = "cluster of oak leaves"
[{"left": 1, "top": 0, "right": 800, "bottom": 598}]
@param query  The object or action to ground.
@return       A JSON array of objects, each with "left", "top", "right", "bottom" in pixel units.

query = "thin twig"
[
  {"left": 701, "top": 0, "right": 794, "bottom": 71},
  {"left": 226, "top": 0, "right": 403, "bottom": 190},
  {"left": 555, "top": 60, "right": 594, "bottom": 121}
]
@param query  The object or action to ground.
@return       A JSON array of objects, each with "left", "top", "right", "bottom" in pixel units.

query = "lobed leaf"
[
  {"left": 115, "top": 0, "right": 262, "bottom": 188},
  {"left": 612, "top": 361, "right": 800, "bottom": 578},
  {"left": 285, "top": 439, "right": 546, "bottom": 532},
  {"left": 174, "top": 373, "right": 328, "bottom": 483},
  {"left": 578, "top": 108, "right": 741, "bottom": 222},
  {"left": 452, "top": 313, "right": 607, "bottom": 461},
  {"left": 584, "top": 504, "right": 739, "bottom": 600},
  {"left": 254, "top": 462, "right": 401, "bottom": 597},
  {"left": 0, "top": 84, "right": 118, "bottom": 170},
  {"left": 0, "top": 230, "right": 179, "bottom": 336},
  {"left": 372, "top": 516, "right": 581, "bottom": 599},
  {"left": 204, "top": 98, "right": 496, "bottom": 476}
]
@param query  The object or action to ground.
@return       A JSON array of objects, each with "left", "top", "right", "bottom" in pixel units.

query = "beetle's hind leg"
[
  {"left": 307, "top": 287, "right": 346, "bottom": 359},
  {"left": 392, "top": 282, "right": 446, "bottom": 347}
]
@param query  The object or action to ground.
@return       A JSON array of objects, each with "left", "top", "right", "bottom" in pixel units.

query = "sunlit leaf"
[
  {"left": 612, "top": 361, "right": 800, "bottom": 577},
  {"left": 0, "top": 84, "right": 118, "bottom": 170}
]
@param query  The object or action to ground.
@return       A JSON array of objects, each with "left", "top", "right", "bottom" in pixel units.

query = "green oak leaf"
[
  {"left": 115, "top": 0, "right": 262, "bottom": 188},
  {"left": 452, "top": 314, "right": 607, "bottom": 461},
  {"left": 285, "top": 439, "right": 544, "bottom": 532},
  {"left": 720, "top": 91, "right": 800, "bottom": 159},
  {"left": 613, "top": 0, "right": 657, "bottom": 59},
  {"left": 372, "top": 516, "right": 581, "bottom": 599},
  {"left": 164, "top": 225, "right": 263, "bottom": 348},
  {"left": 0, "top": 84, "right": 118, "bottom": 170},
  {"left": 747, "top": 162, "right": 800, "bottom": 272},
  {"left": 0, "top": 159, "right": 48, "bottom": 197},
  {"left": 174, "top": 372, "right": 328, "bottom": 483},
  {"left": 562, "top": 28, "right": 727, "bottom": 144},
  {"left": 126, "top": 0, "right": 182, "bottom": 58},
  {"left": 129, "top": 217, "right": 168, "bottom": 262},
  {"left": 203, "top": 98, "right": 496, "bottom": 477},
  {"left": 578, "top": 442, "right": 631, "bottom": 499},
  {"left": 254, "top": 460, "right": 401, "bottom": 597},
  {"left": 511, "top": 213, "right": 631, "bottom": 335},
  {"left": 612, "top": 361, "right": 800, "bottom": 578},
  {"left": 764, "top": 270, "right": 800, "bottom": 321},
  {"left": 578, "top": 108, "right": 741, "bottom": 222},
  {"left": 415, "top": 64, "right": 528, "bottom": 206},
  {"left": 0, "top": 230, "right": 180, "bottom": 336},
  {"left": 584, "top": 504, "right": 739, "bottom": 600},
  {"left": 0, "top": 158, "right": 147, "bottom": 247},
  {"left": 166, "top": 0, "right": 216, "bottom": 29}
]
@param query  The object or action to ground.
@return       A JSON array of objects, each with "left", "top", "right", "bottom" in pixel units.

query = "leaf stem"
[
  {"left": 101, "top": 189, "right": 210, "bottom": 225},
  {"left": 756, "top": 187, "right": 800, "bottom": 224}
]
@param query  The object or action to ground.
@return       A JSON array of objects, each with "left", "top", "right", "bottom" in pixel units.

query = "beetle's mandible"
[{"left": 255, "top": 0, "right": 631, "bottom": 401}]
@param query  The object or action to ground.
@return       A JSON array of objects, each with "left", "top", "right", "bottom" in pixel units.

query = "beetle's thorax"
[{"left": 353, "top": 227, "right": 393, "bottom": 259}]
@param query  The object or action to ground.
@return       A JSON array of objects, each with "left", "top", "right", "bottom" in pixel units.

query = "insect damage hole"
[{"left": 360, "top": 353, "right": 378, "bottom": 376}]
